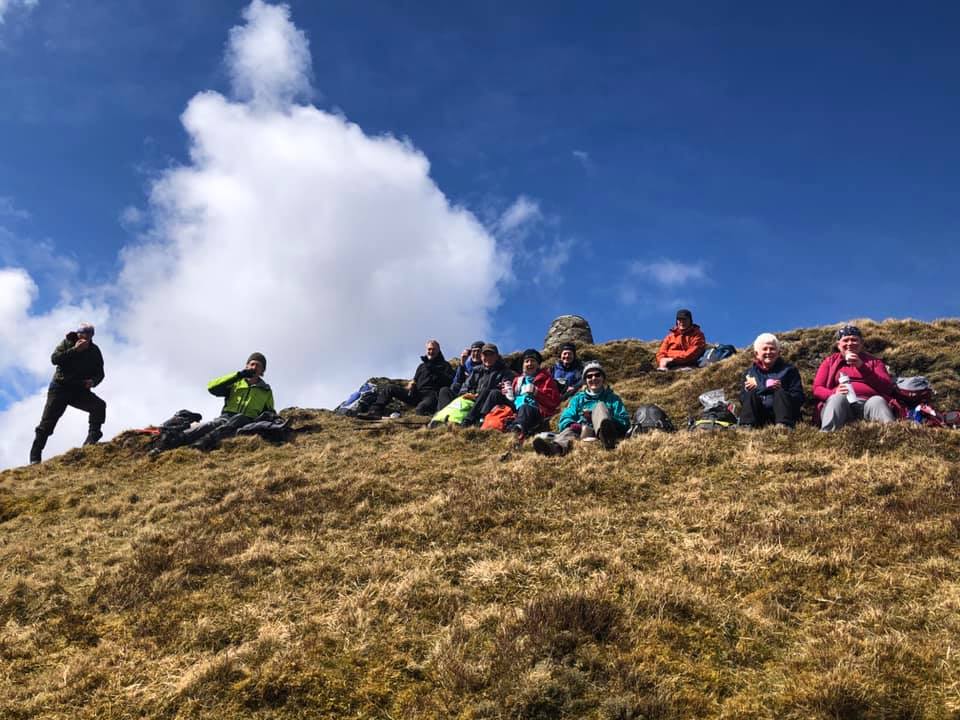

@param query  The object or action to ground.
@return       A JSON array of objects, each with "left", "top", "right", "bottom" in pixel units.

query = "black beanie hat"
[
  {"left": 559, "top": 342, "right": 576, "bottom": 354},
  {"left": 470, "top": 340, "right": 485, "bottom": 350},
  {"left": 676, "top": 309, "right": 693, "bottom": 322},
  {"left": 522, "top": 348, "right": 543, "bottom": 363},
  {"left": 247, "top": 352, "right": 267, "bottom": 371}
]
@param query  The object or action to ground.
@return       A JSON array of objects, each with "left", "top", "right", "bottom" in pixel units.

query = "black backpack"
[
  {"left": 688, "top": 402, "right": 738, "bottom": 431},
  {"left": 626, "top": 404, "right": 676, "bottom": 437}
]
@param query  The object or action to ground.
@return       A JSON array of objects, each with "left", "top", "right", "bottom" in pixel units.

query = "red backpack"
[{"left": 481, "top": 405, "right": 516, "bottom": 432}]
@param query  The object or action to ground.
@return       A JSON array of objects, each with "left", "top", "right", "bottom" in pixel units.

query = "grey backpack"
[{"left": 626, "top": 404, "right": 676, "bottom": 437}]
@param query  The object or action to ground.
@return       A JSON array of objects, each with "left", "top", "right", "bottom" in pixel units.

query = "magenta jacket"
[{"left": 812, "top": 352, "right": 897, "bottom": 403}]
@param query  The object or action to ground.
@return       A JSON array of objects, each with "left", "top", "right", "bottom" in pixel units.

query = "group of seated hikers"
[
  {"left": 30, "top": 310, "right": 949, "bottom": 465},
  {"left": 345, "top": 311, "right": 945, "bottom": 457}
]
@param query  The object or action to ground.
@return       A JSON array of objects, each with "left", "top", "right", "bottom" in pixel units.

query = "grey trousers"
[
  {"left": 820, "top": 394, "right": 895, "bottom": 431},
  {"left": 554, "top": 401, "right": 614, "bottom": 452}
]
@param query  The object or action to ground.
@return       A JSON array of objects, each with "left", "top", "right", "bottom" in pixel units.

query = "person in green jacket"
[
  {"left": 533, "top": 361, "right": 630, "bottom": 455},
  {"left": 167, "top": 352, "right": 274, "bottom": 450}
]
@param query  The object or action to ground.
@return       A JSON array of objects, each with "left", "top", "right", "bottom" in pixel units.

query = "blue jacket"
[
  {"left": 552, "top": 360, "right": 584, "bottom": 395},
  {"left": 743, "top": 358, "right": 804, "bottom": 408},
  {"left": 558, "top": 386, "right": 630, "bottom": 431},
  {"left": 450, "top": 356, "right": 478, "bottom": 394}
]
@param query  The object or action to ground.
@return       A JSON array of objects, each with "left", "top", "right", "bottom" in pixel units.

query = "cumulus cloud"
[
  {"left": 225, "top": 0, "right": 312, "bottom": 109},
  {"left": 0, "top": 1, "right": 507, "bottom": 469}
]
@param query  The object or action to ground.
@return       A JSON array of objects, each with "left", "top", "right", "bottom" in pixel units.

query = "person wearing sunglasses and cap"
[
  {"left": 812, "top": 324, "right": 897, "bottom": 431},
  {"left": 30, "top": 322, "right": 106, "bottom": 464},
  {"left": 655, "top": 309, "right": 707, "bottom": 371},
  {"left": 533, "top": 361, "right": 629, "bottom": 455}
]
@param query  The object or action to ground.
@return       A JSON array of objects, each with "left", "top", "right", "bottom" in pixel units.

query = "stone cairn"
[{"left": 543, "top": 315, "right": 594, "bottom": 354}]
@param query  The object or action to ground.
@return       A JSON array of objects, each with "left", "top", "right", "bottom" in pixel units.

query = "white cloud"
[
  {"left": 572, "top": 149, "right": 592, "bottom": 171},
  {"left": 118, "top": 205, "right": 143, "bottom": 229},
  {"left": 498, "top": 195, "right": 542, "bottom": 234},
  {"left": 492, "top": 195, "right": 571, "bottom": 287},
  {"left": 0, "top": 0, "right": 37, "bottom": 24},
  {"left": 0, "top": 196, "right": 29, "bottom": 219},
  {"left": 225, "top": 0, "right": 312, "bottom": 109},
  {"left": 0, "top": 1, "right": 507, "bottom": 469},
  {"left": 630, "top": 259, "right": 707, "bottom": 287}
]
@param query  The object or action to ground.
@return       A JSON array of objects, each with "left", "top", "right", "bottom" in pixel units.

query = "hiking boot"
[
  {"left": 83, "top": 428, "right": 103, "bottom": 446},
  {"left": 597, "top": 419, "right": 617, "bottom": 450},
  {"left": 533, "top": 435, "right": 561, "bottom": 457},
  {"left": 29, "top": 430, "right": 47, "bottom": 465}
]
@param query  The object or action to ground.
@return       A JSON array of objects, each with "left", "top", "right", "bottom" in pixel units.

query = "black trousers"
[
  {"left": 36, "top": 383, "right": 106, "bottom": 437},
  {"left": 513, "top": 403, "right": 545, "bottom": 434},
  {"left": 739, "top": 388, "right": 801, "bottom": 428},
  {"left": 372, "top": 385, "right": 439, "bottom": 416},
  {"left": 437, "top": 387, "right": 458, "bottom": 410}
]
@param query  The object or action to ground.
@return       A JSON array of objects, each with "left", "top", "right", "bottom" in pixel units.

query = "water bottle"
[{"left": 838, "top": 373, "right": 858, "bottom": 403}]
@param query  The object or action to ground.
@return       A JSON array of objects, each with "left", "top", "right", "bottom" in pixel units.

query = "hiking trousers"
[
  {"left": 372, "top": 385, "right": 439, "bottom": 416},
  {"left": 35, "top": 382, "right": 106, "bottom": 438},
  {"left": 739, "top": 388, "right": 801, "bottom": 428},
  {"left": 555, "top": 400, "right": 618, "bottom": 452},
  {"left": 820, "top": 394, "right": 895, "bottom": 431}
]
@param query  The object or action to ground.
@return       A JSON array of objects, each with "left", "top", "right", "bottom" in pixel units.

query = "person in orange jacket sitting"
[{"left": 655, "top": 309, "right": 706, "bottom": 370}]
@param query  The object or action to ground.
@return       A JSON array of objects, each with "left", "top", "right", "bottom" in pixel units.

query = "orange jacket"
[{"left": 655, "top": 324, "right": 707, "bottom": 365}]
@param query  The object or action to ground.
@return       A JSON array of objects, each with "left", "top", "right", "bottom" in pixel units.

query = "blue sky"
[{"left": 0, "top": 0, "right": 958, "bottom": 465}]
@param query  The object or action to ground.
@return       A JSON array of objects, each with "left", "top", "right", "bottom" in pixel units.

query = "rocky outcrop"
[{"left": 544, "top": 315, "right": 593, "bottom": 353}]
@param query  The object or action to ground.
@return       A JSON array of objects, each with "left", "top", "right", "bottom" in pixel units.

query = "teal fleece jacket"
[{"left": 558, "top": 386, "right": 630, "bottom": 431}]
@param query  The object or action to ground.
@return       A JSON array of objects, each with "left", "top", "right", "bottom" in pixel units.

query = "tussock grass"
[{"left": 1, "top": 319, "right": 959, "bottom": 718}]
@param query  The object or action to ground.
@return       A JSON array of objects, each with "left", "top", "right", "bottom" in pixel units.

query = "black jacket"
[
  {"left": 413, "top": 352, "right": 455, "bottom": 394},
  {"left": 51, "top": 336, "right": 105, "bottom": 388},
  {"left": 461, "top": 358, "right": 515, "bottom": 396}
]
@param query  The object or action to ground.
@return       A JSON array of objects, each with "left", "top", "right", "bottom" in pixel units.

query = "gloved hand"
[{"left": 238, "top": 368, "right": 255, "bottom": 378}]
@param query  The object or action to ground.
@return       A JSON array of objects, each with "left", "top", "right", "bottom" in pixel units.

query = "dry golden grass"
[{"left": 1, "top": 319, "right": 959, "bottom": 719}]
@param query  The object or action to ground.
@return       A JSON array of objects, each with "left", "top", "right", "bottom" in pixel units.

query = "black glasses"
[{"left": 585, "top": 372, "right": 603, "bottom": 380}]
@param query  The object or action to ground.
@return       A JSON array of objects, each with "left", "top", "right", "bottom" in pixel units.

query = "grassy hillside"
[{"left": 1, "top": 319, "right": 959, "bottom": 719}]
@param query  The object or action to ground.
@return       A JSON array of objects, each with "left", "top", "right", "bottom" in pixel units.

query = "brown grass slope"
[{"left": 1, "top": 318, "right": 960, "bottom": 720}]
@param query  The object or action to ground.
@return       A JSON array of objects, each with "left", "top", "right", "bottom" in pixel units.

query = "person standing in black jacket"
[
  {"left": 367, "top": 340, "right": 455, "bottom": 418},
  {"left": 30, "top": 322, "right": 106, "bottom": 464}
]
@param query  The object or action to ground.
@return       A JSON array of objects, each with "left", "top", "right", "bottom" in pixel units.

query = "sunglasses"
[{"left": 585, "top": 372, "right": 603, "bottom": 380}]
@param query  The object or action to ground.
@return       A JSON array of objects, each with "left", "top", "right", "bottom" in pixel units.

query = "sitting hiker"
[
  {"left": 450, "top": 340, "right": 484, "bottom": 394},
  {"left": 552, "top": 342, "right": 585, "bottom": 399},
  {"left": 533, "top": 361, "right": 629, "bottom": 455},
  {"left": 163, "top": 352, "right": 275, "bottom": 450},
  {"left": 655, "top": 309, "right": 706, "bottom": 370},
  {"left": 739, "top": 333, "right": 805, "bottom": 429},
  {"left": 507, "top": 349, "right": 562, "bottom": 437},
  {"left": 366, "top": 339, "right": 454, "bottom": 418},
  {"left": 30, "top": 322, "right": 106, "bottom": 465},
  {"left": 813, "top": 325, "right": 897, "bottom": 431},
  {"left": 459, "top": 343, "right": 516, "bottom": 427}
]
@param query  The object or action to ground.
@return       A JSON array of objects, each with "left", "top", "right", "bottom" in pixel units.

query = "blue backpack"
[
  {"left": 335, "top": 382, "right": 378, "bottom": 416},
  {"left": 698, "top": 344, "right": 737, "bottom": 367}
]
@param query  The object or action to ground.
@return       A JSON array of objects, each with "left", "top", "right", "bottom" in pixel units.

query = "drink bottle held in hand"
[{"left": 838, "top": 373, "right": 858, "bottom": 403}]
